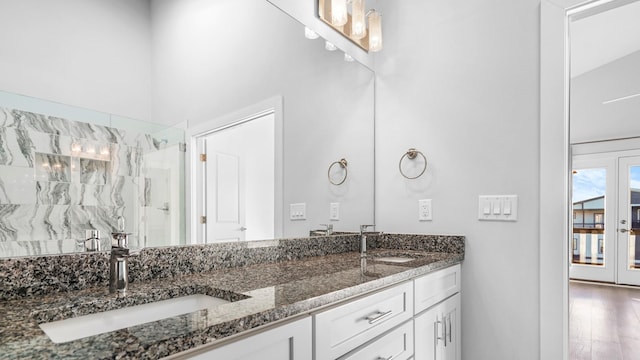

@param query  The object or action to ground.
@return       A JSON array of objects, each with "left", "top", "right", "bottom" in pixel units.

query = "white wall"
[
  {"left": 150, "top": 0, "right": 375, "bottom": 237},
  {"left": 375, "top": 0, "right": 541, "bottom": 359},
  {"left": 0, "top": 0, "right": 153, "bottom": 122}
]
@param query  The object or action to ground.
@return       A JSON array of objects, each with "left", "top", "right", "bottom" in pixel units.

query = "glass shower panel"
[
  {"left": 0, "top": 91, "right": 185, "bottom": 257},
  {"left": 572, "top": 168, "right": 607, "bottom": 266}
]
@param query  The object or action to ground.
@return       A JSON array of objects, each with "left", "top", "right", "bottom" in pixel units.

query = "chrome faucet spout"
[
  {"left": 359, "top": 224, "right": 376, "bottom": 256},
  {"left": 110, "top": 216, "right": 131, "bottom": 295}
]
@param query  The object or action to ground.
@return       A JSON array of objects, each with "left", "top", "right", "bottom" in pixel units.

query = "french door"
[
  {"left": 617, "top": 156, "right": 640, "bottom": 285},
  {"left": 571, "top": 154, "right": 640, "bottom": 286}
]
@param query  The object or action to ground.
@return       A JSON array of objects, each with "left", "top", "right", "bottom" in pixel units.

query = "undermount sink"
[
  {"left": 39, "top": 294, "right": 229, "bottom": 344},
  {"left": 371, "top": 256, "right": 415, "bottom": 263}
]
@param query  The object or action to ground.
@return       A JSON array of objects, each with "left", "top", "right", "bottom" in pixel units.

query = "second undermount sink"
[
  {"left": 39, "top": 294, "right": 229, "bottom": 344},
  {"left": 371, "top": 256, "right": 415, "bottom": 263}
]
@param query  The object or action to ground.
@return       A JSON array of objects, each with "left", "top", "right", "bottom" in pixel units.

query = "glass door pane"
[
  {"left": 618, "top": 157, "right": 640, "bottom": 286},
  {"left": 572, "top": 168, "right": 606, "bottom": 266},
  {"left": 570, "top": 156, "right": 615, "bottom": 283},
  {"left": 628, "top": 166, "right": 640, "bottom": 270}
]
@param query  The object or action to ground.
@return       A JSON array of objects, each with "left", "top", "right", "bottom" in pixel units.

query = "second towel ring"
[
  {"left": 399, "top": 148, "right": 427, "bottom": 179},
  {"left": 328, "top": 158, "right": 348, "bottom": 185}
]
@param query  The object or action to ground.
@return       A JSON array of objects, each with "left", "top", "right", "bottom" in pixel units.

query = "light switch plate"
[
  {"left": 290, "top": 203, "right": 306, "bottom": 220},
  {"left": 478, "top": 195, "right": 518, "bottom": 221},
  {"left": 418, "top": 199, "right": 432, "bottom": 221},
  {"left": 330, "top": 202, "right": 340, "bottom": 221}
]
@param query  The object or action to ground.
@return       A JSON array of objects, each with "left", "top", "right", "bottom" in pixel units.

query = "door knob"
[
  {"left": 621, "top": 220, "right": 627, "bottom": 224},
  {"left": 239, "top": 226, "right": 247, "bottom": 231},
  {"left": 619, "top": 228, "right": 631, "bottom": 233}
]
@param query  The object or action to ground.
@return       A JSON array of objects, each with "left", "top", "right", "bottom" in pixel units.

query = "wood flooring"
[{"left": 570, "top": 281, "right": 640, "bottom": 359}]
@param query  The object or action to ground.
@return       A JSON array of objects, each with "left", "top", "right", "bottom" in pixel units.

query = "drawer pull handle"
[
  {"left": 376, "top": 356, "right": 395, "bottom": 360},
  {"left": 366, "top": 310, "right": 393, "bottom": 324}
]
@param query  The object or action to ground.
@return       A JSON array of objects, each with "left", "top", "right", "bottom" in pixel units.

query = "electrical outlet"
[
  {"left": 330, "top": 202, "right": 340, "bottom": 221},
  {"left": 418, "top": 199, "right": 432, "bottom": 221}
]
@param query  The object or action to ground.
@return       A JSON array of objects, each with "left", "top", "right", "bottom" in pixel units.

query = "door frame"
[
  {"left": 542, "top": 1, "right": 639, "bottom": 357},
  {"left": 185, "top": 96, "right": 284, "bottom": 244}
]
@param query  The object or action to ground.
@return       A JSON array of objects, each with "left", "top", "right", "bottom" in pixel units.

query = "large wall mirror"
[{"left": 0, "top": 0, "right": 374, "bottom": 257}]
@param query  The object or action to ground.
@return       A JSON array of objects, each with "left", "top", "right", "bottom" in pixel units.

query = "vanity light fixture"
[
  {"left": 351, "top": 0, "right": 366, "bottom": 39},
  {"left": 319, "top": 0, "right": 383, "bottom": 52},
  {"left": 367, "top": 10, "right": 383, "bottom": 52},
  {"left": 331, "top": 0, "right": 348, "bottom": 26}
]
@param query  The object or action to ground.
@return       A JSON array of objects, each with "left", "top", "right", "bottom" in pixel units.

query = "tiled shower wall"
[{"left": 0, "top": 107, "right": 178, "bottom": 257}]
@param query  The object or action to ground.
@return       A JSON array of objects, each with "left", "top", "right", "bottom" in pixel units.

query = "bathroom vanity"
[{"left": 0, "top": 233, "right": 464, "bottom": 359}]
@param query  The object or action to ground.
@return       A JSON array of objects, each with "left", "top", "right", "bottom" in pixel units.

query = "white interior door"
[
  {"left": 617, "top": 156, "right": 640, "bottom": 286},
  {"left": 570, "top": 156, "right": 616, "bottom": 282},
  {"left": 204, "top": 146, "right": 245, "bottom": 243},
  {"left": 200, "top": 113, "right": 275, "bottom": 243}
]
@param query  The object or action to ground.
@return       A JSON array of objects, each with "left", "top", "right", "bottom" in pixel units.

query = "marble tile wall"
[{"left": 0, "top": 107, "right": 175, "bottom": 257}]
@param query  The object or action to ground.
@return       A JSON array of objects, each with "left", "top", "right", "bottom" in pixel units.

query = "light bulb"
[
  {"left": 344, "top": 53, "right": 354, "bottom": 62},
  {"left": 331, "top": 0, "right": 348, "bottom": 26},
  {"left": 368, "top": 11, "right": 383, "bottom": 52},
  {"left": 304, "top": 27, "right": 319, "bottom": 40},
  {"left": 351, "top": 0, "right": 366, "bottom": 39},
  {"left": 325, "top": 41, "right": 337, "bottom": 51}
]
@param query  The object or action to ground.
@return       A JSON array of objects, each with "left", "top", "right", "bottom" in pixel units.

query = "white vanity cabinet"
[
  {"left": 414, "top": 264, "right": 461, "bottom": 360},
  {"left": 185, "top": 317, "right": 312, "bottom": 360},
  {"left": 314, "top": 281, "right": 414, "bottom": 360},
  {"left": 414, "top": 293, "right": 460, "bottom": 360}
]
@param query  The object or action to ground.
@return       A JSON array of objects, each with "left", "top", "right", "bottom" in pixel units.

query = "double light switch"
[{"left": 478, "top": 195, "right": 518, "bottom": 221}]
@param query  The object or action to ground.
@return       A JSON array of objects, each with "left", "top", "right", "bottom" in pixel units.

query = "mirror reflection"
[{"left": 0, "top": 0, "right": 374, "bottom": 257}]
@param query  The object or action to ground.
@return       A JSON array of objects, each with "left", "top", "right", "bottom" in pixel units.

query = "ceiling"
[{"left": 570, "top": 0, "right": 640, "bottom": 77}]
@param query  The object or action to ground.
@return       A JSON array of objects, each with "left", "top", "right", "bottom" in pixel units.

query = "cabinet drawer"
[
  {"left": 414, "top": 264, "right": 460, "bottom": 314},
  {"left": 339, "top": 320, "right": 414, "bottom": 360},
  {"left": 314, "top": 281, "right": 414, "bottom": 360}
]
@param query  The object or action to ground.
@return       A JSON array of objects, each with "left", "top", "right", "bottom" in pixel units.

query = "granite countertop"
[{"left": 0, "top": 244, "right": 463, "bottom": 359}]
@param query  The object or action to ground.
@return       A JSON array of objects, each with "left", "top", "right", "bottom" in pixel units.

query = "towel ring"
[
  {"left": 399, "top": 148, "right": 427, "bottom": 179},
  {"left": 328, "top": 158, "right": 348, "bottom": 185}
]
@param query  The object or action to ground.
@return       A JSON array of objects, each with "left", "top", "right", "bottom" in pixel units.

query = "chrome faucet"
[
  {"left": 110, "top": 216, "right": 130, "bottom": 294},
  {"left": 359, "top": 224, "right": 375, "bottom": 274},
  {"left": 359, "top": 224, "right": 376, "bottom": 256},
  {"left": 320, "top": 224, "right": 334, "bottom": 235}
]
